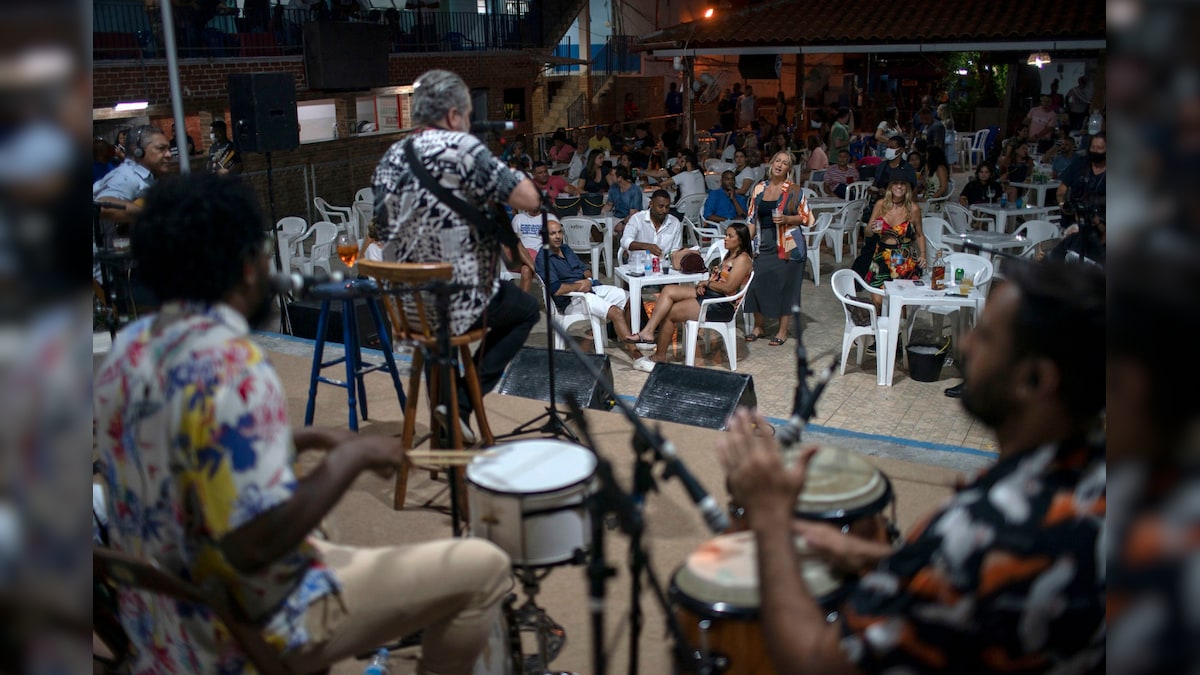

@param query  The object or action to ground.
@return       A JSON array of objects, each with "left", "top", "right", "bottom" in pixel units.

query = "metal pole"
[{"left": 159, "top": 0, "right": 190, "bottom": 173}]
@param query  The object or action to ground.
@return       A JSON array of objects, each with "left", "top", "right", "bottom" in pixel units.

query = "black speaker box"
[
  {"left": 497, "top": 347, "right": 615, "bottom": 411},
  {"left": 303, "top": 21, "right": 390, "bottom": 91},
  {"left": 738, "top": 54, "right": 780, "bottom": 81},
  {"left": 287, "top": 298, "right": 390, "bottom": 350},
  {"left": 634, "top": 363, "right": 755, "bottom": 430},
  {"left": 228, "top": 73, "right": 299, "bottom": 153}
]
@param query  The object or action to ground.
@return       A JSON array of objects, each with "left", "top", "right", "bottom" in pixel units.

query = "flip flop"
[
  {"left": 623, "top": 334, "right": 652, "bottom": 345},
  {"left": 768, "top": 336, "right": 788, "bottom": 346},
  {"left": 745, "top": 332, "right": 763, "bottom": 342}
]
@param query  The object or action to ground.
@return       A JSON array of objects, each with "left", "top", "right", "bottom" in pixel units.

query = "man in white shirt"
[
  {"left": 620, "top": 190, "right": 682, "bottom": 262},
  {"left": 509, "top": 205, "right": 551, "bottom": 292}
]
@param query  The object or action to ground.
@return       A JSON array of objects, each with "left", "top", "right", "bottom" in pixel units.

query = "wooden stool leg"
[
  {"left": 460, "top": 345, "right": 494, "bottom": 445},
  {"left": 394, "top": 350, "right": 425, "bottom": 510}
]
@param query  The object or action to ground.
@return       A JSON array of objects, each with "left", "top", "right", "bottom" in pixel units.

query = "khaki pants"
[{"left": 284, "top": 538, "right": 512, "bottom": 675}]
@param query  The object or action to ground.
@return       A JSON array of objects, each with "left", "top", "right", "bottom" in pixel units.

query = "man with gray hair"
[{"left": 373, "top": 69, "right": 540, "bottom": 444}]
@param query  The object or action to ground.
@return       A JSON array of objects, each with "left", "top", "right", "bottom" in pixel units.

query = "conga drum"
[
  {"left": 669, "top": 531, "right": 850, "bottom": 675},
  {"left": 727, "top": 446, "right": 897, "bottom": 544}
]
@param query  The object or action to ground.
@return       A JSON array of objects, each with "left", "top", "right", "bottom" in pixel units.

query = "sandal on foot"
[
  {"left": 745, "top": 332, "right": 764, "bottom": 342},
  {"left": 768, "top": 336, "right": 788, "bottom": 346}
]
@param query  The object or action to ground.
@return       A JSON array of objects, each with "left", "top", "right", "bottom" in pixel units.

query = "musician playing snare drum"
[{"left": 718, "top": 261, "right": 1106, "bottom": 674}]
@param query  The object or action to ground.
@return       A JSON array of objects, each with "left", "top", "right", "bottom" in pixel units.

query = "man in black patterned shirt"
[{"left": 373, "top": 69, "right": 540, "bottom": 443}]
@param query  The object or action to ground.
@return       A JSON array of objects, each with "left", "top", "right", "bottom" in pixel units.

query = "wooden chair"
[
  {"left": 93, "top": 546, "right": 291, "bottom": 675},
  {"left": 357, "top": 260, "right": 494, "bottom": 510}
]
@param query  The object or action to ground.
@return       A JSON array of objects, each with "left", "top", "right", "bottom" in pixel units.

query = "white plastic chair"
[
  {"left": 684, "top": 270, "right": 754, "bottom": 371},
  {"left": 845, "top": 181, "right": 873, "bottom": 202},
  {"left": 705, "top": 159, "right": 735, "bottom": 174},
  {"left": 922, "top": 217, "right": 955, "bottom": 257},
  {"left": 559, "top": 216, "right": 603, "bottom": 280},
  {"left": 674, "top": 193, "right": 708, "bottom": 245},
  {"left": 800, "top": 212, "right": 833, "bottom": 286},
  {"left": 314, "top": 196, "right": 355, "bottom": 238},
  {"left": 531, "top": 274, "right": 606, "bottom": 353},
  {"left": 354, "top": 187, "right": 373, "bottom": 203},
  {"left": 831, "top": 269, "right": 888, "bottom": 376},
  {"left": 691, "top": 218, "right": 727, "bottom": 250},
  {"left": 968, "top": 129, "right": 991, "bottom": 170},
  {"left": 1011, "top": 219, "right": 1059, "bottom": 258},
  {"left": 824, "top": 199, "right": 867, "bottom": 263},
  {"left": 804, "top": 169, "right": 827, "bottom": 197},
  {"left": 290, "top": 221, "right": 338, "bottom": 277},
  {"left": 942, "top": 202, "right": 993, "bottom": 233},
  {"left": 275, "top": 216, "right": 308, "bottom": 274}
]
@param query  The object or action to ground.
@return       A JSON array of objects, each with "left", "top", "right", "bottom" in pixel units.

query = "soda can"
[{"left": 651, "top": 256, "right": 660, "bottom": 273}]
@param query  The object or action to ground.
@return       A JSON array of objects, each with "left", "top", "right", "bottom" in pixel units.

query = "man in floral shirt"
[
  {"left": 720, "top": 260, "right": 1106, "bottom": 673},
  {"left": 94, "top": 173, "right": 512, "bottom": 674}
]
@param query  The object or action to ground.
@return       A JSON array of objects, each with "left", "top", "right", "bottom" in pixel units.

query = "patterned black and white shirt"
[{"left": 373, "top": 128, "right": 525, "bottom": 335}]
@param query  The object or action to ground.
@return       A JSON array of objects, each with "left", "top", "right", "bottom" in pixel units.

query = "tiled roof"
[{"left": 640, "top": 0, "right": 1105, "bottom": 50}]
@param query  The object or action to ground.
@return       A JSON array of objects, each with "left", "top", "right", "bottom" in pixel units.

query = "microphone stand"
[
  {"left": 495, "top": 198, "right": 578, "bottom": 443},
  {"left": 429, "top": 277, "right": 467, "bottom": 536},
  {"left": 564, "top": 396, "right": 713, "bottom": 675},
  {"left": 775, "top": 265, "right": 834, "bottom": 451},
  {"left": 541, "top": 316, "right": 720, "bottom": 674}
]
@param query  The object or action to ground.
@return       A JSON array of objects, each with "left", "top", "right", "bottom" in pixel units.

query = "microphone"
[
  {"left": 659, "top": 439, "right": 730, "bottom": 533},
  {"left": 270, "top": 269, "right": 343, "bottom": 297},
  {"left": 775, "top": 361, "right": 834, "bottom": 448},
  {"left": 470, "top": 120, "right": 516, "bottom": 134}
]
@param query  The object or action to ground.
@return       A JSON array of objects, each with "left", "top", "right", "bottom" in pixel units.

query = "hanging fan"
[{"left": 698, "top": 71, "right": 726, "bottom": 104}]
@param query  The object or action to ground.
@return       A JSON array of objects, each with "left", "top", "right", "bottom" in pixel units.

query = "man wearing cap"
[{"left": 588, "top": 125, "right": 612, "bottom": 154}]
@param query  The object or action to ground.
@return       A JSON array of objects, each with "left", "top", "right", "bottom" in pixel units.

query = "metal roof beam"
[{"left": 648, "top": 39, "right": 1106, "bottom": 57}]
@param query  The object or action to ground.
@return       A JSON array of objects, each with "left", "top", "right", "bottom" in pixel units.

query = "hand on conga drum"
[
  {"left": 791, "top": 519, "right": 894, "bottom": 577},
  {"left": 718, "top": 409, "right": 820, "bottom": 528}
]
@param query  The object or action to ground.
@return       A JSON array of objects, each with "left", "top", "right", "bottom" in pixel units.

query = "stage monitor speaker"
[
  {"left": 303, "top": 21, "right": 390, "bottom": 91},
  {"left": 228, "top": 73, "right": 299, "bottom": 153},
  {"left": 497, "top": 347, "right": 615, "bottom": 411},
  {"left": 738, "top": 54, "right": 781, "bottom": 81},
  {"left": 634, "top": 363, "right": 755, "bottom": 430}
]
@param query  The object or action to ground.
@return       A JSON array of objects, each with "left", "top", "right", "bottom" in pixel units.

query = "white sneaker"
[
  {"left": 433, "top": 404, "right": 477, "bottom": 446},
  {"left": 632, "top": 357, "right": 656, "bottom": 373}
]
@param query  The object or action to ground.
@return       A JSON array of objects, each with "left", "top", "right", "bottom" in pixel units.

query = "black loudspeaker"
[
  {"left": 634, "top": 363, "right": 755, "bottom": 430},
  {"left": 303, "top": 22, "right": 390, "bottom": 91},
  {"left": 287, "top": 298, "right": 390, "bottom": 350},
  {"left": 228, "top": 73, "right": 299, "bottom": 153},
  {"left": 738, "top": 54, "right": 781, "bottom": 81},
  {"left": 498, "top": 347, "right": 615, "bottom": 411}
]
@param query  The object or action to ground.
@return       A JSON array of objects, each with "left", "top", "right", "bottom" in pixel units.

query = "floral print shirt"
[
  {"left": 94, "top": 302, "right": 338, "bottom": 673},
  {"left": 839, "top": 435, "right": 1106, "bottom": 673}
]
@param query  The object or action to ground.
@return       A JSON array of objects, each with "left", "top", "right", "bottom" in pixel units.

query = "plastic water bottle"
[
  {"left": 363, "top": 648, "right": 390, "bottom": 675},
  {"left": 643, "top": 255, "right": 652, "bottom": 276},
  {"left": 1086, "top": 109, "right": 1104, "bottom": 135}
]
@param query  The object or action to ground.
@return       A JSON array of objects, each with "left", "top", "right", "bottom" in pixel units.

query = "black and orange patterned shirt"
[{"left": 838, "top": 435, "right": 1106, "bottom": 673}]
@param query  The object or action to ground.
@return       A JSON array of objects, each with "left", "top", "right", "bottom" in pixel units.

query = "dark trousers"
[{"left": 457, "top": 280, "right": 539, "bottom": 416}]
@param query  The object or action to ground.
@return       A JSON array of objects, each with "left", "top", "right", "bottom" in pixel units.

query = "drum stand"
[{"left": 511, "top": 566, "right": 570, "bottom": 675}]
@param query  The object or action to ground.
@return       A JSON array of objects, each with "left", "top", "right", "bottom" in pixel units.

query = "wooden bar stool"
[
  {"left": 358, "top": 260, "right": 494, "bottom": 510},
  {"left": 302, "top": 278, "right": 407, "bottom": 432}
]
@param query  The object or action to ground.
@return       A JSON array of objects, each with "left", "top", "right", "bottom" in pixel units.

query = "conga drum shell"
[
  {"left": 669, "top": 531, "right": 850, "bottom": 675},
  {"left": 789, "top": 447, "right": 892, "bottom": 521}
]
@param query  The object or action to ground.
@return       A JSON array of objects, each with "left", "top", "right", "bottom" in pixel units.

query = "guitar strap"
[{"left": 402, "top": 137, "right": 518, "bottom": 249}]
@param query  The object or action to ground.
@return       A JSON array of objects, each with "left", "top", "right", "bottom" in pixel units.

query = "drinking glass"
[{"left": 337, "top": 233, "right": 359, "bottom": 269}]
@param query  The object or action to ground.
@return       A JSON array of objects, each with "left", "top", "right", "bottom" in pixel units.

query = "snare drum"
[
  {"left": 669, "top": 531, "right": 850, "bottom": 675},
  {"left": 466, "top": 440, "right": 596, "bottom": 567},
  {"left": 728, "top": 446, "right": 897, "bottom": 544}
]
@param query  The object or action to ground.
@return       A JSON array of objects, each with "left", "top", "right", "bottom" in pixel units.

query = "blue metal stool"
[{"left": 303, "top": 278, "right": 406, "bottom": 431}]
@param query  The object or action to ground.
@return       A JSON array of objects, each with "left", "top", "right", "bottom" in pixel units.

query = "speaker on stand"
[
  {"left": 228, "top": 72, "right": 301, "bottom": 333},
  {"left": 497, "top": 347, "right": 616, "bottom": 411}
]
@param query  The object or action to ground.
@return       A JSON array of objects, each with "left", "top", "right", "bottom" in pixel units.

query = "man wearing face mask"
[
  {"left": 1055, "top": 131, "right": 1106, "bottom": 230},
  {"left": 206, "top": 119, "right": 242, "bottom": 175},
  {"left": 853, "top": 134, "right": 918, "bottom": 277}
]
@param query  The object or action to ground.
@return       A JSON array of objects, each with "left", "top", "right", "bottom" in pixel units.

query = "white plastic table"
[
  {"left": 880, "top": 279, "right": 986, "bottom": 386},
  {"left": 970, "top": 203, "right": 1059, "bottom": 233},
  {"left": 1008, "top": 180, "right": 1061, "bottom": 207},
  {"left": 614, "top": 266, "right": 708, "bottom": 335}
]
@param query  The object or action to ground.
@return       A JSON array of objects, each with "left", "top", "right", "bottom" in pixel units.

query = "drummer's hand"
[
  {"left": 718, "top": 408, "right": 817, "bottom": 527},
  {"left": 294, "top": 427, "right": 359, "bottom": 453},
  {"left": 342, "top": 434, "right": 406, "bottom": 479},
  {"left": 791, "top": 520, "right": 890, "bottom": 575}
]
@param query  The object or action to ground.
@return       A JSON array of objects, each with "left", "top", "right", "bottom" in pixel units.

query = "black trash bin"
[{"left": 906, "top": 343, "right": 948, "bottom": 382}]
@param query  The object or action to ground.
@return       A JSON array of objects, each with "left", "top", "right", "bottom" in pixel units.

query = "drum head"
[
  {"left": 466, "top": 440, "right": 597, "bottom": 495},
  {"left": 792, "top": 446, "right": 890, "bottom": 520},
  {"left": 671, "top": 531, "right": 844, "bottom": 619}
]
